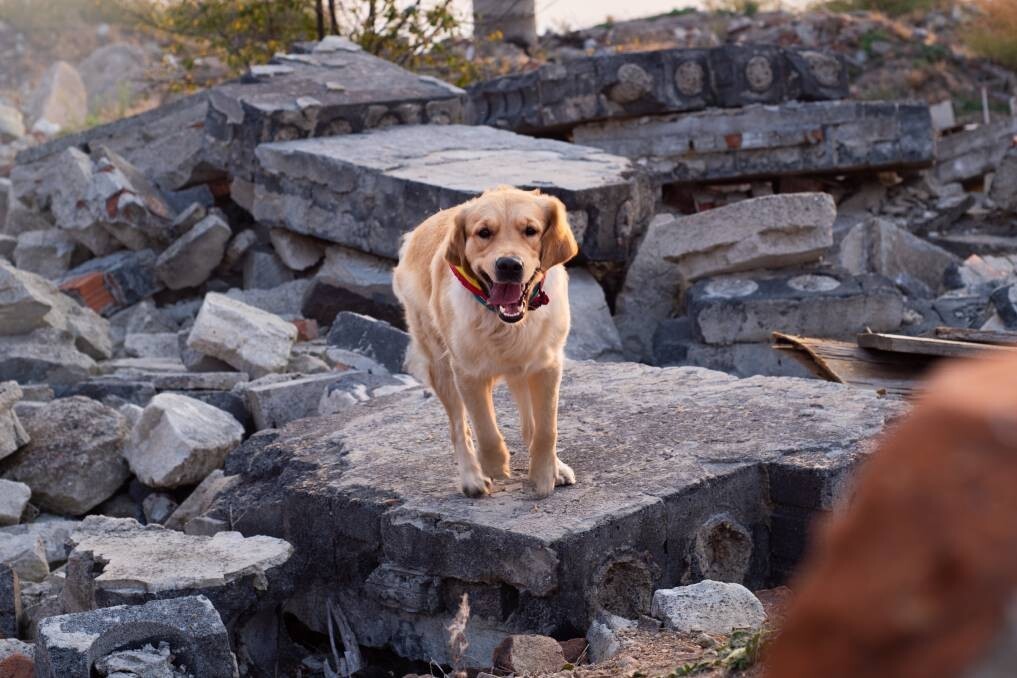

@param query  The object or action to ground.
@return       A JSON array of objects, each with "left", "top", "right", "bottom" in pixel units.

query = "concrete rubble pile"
[{"left": 0, "top": 22, "right": 1014, "bottom": 675}]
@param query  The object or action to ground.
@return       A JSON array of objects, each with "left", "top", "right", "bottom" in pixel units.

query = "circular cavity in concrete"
[
  {"left": 674, "top": 61, "right": 705, "bottom": 97},
  {"left": 591, "top": 553, "right": 657, "bottom": 619},
  {"left": 745, "top": 56, "right": 774, "bottom": 92},
  {"left": 801, "top": 51, "right": 842, "bottom": 87},
  {"left": 693, "top": 513, "right": 753, "bottom": 583},
  {"left": 610, "top": 64, "right": 653, "bottom": 104},
  {"left": 704, "top": 278, "right": 759, "bottom": 299},
  {"left": 319, "top": 118, "right": 353, "bottom": 136},
  {"left": 788, "top": 274, "right": 841, "bottom": 293}
]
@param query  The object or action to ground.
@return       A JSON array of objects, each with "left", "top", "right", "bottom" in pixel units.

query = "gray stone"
[
  {"left": 34, "top": 595, "right": 237, "bottom": 678},
  {"left": 324, "top": 348, "right": 389, "bottom": 374},
  {"left": 491, "top": 634, "right": 566, "bottom": 675},
  {"left": 0, "top": 531, "right": 48, "bottom": 583},
  {"left": 670, "top": 336, "right": 816, "bottom": 380},
  {"left": 0, "top": 638, "right": 33, "bottom": 662},
  {"left": 317, "top": 371, "right": 419, "bottom": 416},
  {"left": 936, "top": 115, "right": 1017, "bottom": 184},
  {"left": 77, "top": 42, "right": 148, "bottom": 116},
  {"left": 94, "top": 640, "right": 180, "bottom": 677},
  {"left": 0, "top": 397, "right": 129, "bottom": 515},
  {"left": 224, "top": 278, "right": 311, "bottom": 317},
  {"left": 142, "top": 493, "right": 178, "bottom": 526},
  {"left": 3, "top": 515, "right": 79, "bottom": 566},
  {"left": 241, "top": 248, "right": 293, "bottom": 290},
  {"left": 62, "top": 516, "right": 292, "bottom": 621},
  {"left": 165, "top": 471, "right": 238, "bottom": 532},
  {"left": 0, "top": 234, "right": 15, "bottom": 262},
  {"left": 0, "top": 479, "right": 30, "bottom": 527},
  {"left": 245, "top": 372, "right": 346, "bottom": 430},
  {"left": 304, "top": 245, "right": 401, "bottom": 326},
  {"left": 2, "top": 198, "right": 50, "bottom": 239},
  {"left": 60, "top": 249, "right": 163, "bottom": 317},
  {"left": 565, "top": 269, "right": 623, "bottom": 361},
  {"left": 0, "top": 103, "right": 24, "bottom": 142},
  {"left": 990, "top": 147, "right": 1017, "bottom": 213},
  {"left": 217, "top": 361, "right": 902, "bottom": 663},
  {"left": 615, "top": 194, "right": 835, "bottom": 360},
  {"left": 269, "top": 228, "right": 324, "bottom": 271},
  {"left": 286, "top": 352, "right": 331, "bottom": 374},
  {"left": 187, "top": 293, "right": 297, "bottom": 378},
  {"left": 168, "top": 202, "right": 207, "bottom": 240},
  {"left": 839, "top": 218, "right": 959, "bottom": 296},
  {"left": 206, "top": 42, "right": 466, "bottom": 180},
  {"left": 326, "top": 312, "right": 409, "bottom": 375},
  {"left": 123, "top": 332, "right": 180, "bottom": 359},
  {"left": 650, "top": 580, "right": 766, "bottom": 634},
  {"left": 27, "top": 61, "right": 87, "bottom": 133},
  {"left": 252, "top": 124, "right": 654, "bottom": 263},
  {"left": 573, "top": 100, "right": 935, "bottom": 184},
  {"left": 89, "top": 146, "right": 177, "bottom": 251},
  {"left": 0, "top": 381, "right": 30, "bottom": 462},
  {"left": 470, "top": 46, "right": 848, "bottom": 134},
  {"left": 0, "top": 328, "right": 96, "bottom": 385},
  {"left": 990, "top": 285, "right": 1017, "bottom": 330},
  {"left": 177, "top": 329, "right": 234, "bottom": 374},
  {"left": 220, "top": 229, "right": 257, "bottom": 273},
  {"left": 124, "top": 393, "right": 244, "bottom": 488},
  {"left": 152, "top": 372, "right": 248, "bottom": 392},
  {"left": 0, "top": 563, "right": 20, "bottom": 638},
  {"left": 184, "top": 517, "right": 229, "bottom": 538},
  {"left": 687, "top": 271, "right": 904, "bottom": 344},
  {"left": 155, "top": 214, "right": 231, "bottom": 290},
  {"left": 13, "top": 229, "right": 77, "bottom": 279}
]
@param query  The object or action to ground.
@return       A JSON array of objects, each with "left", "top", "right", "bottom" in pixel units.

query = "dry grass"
[
  {"left": 815, "top": 0, "right": 950, "bottom": 17},
  {"left": 964, "top": 0, "right": 1017, "bottom": 71}
]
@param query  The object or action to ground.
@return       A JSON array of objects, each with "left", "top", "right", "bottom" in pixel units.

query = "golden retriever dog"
[{"left": 393, "top": 186, "right": 579, "bottom": 498}]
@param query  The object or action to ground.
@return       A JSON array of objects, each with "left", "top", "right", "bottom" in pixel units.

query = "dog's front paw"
[
  {"left": 460, "top": 471, "right": 493, "bottom": 498},
  {"left": 555, "top": 460, "right": 576, "bottom": 486},
  {"left": 478, "top": 441, "right": 511, "bottom": 480}
]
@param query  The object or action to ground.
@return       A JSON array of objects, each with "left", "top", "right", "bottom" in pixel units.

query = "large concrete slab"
[
  {"left": 572, "top": 100, "right": 935, "bottom": 184},
  {"left": 252, "top": 124, "right": 655, "bottom": 262},
  {"left": 207, "top": 39, "right": 467, "bottom": 180},
  {"left": 213, "top": 361, "right": 903, "bottom": 664},
  {"left": 470, "top": 45, "right": 849, "bottom": 134}
]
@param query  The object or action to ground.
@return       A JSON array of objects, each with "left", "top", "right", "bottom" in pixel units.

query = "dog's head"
[{"left": 445, "top": 186, "right": 579, "bottom": 324}]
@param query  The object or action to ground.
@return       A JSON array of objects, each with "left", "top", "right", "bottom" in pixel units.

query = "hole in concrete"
[
  {"left": 693, "top": 514, "right": 753, "bottom": 583},
  {"left": 593, "top": 555, "right": 655, "bottom": 619}
]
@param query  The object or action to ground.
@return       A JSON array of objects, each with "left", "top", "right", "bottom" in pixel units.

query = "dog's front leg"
[
  {"left": 455, "top": 373, "right": 511, "bottom": 482},
  {"left": 527, "top": 363, "right": 575, "bottom": 498}
]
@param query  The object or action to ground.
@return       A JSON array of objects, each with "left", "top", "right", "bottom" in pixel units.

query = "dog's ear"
[
  {"left": 445, "top": 208, "right": 469, "bottom": 268},
  {"left": 539, "top": 195, "right": 579, "bottom": 270}
]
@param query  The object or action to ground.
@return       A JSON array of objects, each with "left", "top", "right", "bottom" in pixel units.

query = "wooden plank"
[
  {"left": 857, "top": 332, "right": 1017, "bottom": 358},
  {"left": 772, "top": 333, "right": 933, "bottom": 397},
  {"left": 934, "top": 326, "right": 1017, "bottom": 346}
]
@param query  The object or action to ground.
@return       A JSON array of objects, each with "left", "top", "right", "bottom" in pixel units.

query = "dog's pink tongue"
[{"left": 488, "top": 282, "right": 522, "bottom": 305}]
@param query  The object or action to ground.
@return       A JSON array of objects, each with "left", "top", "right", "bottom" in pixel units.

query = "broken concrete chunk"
[
  {"left": 27, "top": 61, "right": 87, "bottom": 133},
  {"left": 0, "top": 328, "right": 96, "bottom": 385},
  {"left": 650, "top": 580, "right": 766, "bottom": 634},
  {"left": 326, "top": 311, "right": 409, "bottom": 375},
  {"left": 566, "top": 269, "right": 624, "bottom": 362},
  {"left": 0, "top": 381, "right": 30, "bottom": 462},
  {"left": 165, "top": 470, "right": 238, "bottom": 532},
  {"left": 989, "top": 147, "right": 1017, "bottom": 214},
  {"left": 0, "top": 479, "right": 30, "bottom": 527},
  {"left": 124, "top": 332, "right": 181, "bottom": 359},
  {"left": 155, "top": 213, "right": 231, "bottom": 290},
  {"left": 142, "top": 493, "right": 178, "bottom": 525},
  {"left": 318, "top": 371, "right": 419, "bottom": 416},
  {"left": 1, "top": 396, "right": 129, "bottom": 515},
  {"left": 990, "top": 285, "right": 1017, "bottom": 330},
  {"left": 687, "top": 271, "right": 904, "bottom": 345},
  {"left": 0, "top": 531, "right": 48, "bottom": 583},
  {"left": 492, "top": 634, "right": 566, "bottom": 675},
  {"left": 303, "top": 245, "right": 401, "bottom": 326},
  {"left": 245, "top": 372, "right": 346, "bottom": 431},
  {"left": 187, "top": 293, "right": 298, "bottom": 378},
  {"left": 90, "top": 146, "right": 176, "bottom": 251},
  {"left": 60, "top": 249, "right": 162, "bottom": 317},
  {"left": 219, "top": 229, "right": 257, "bottom": 272},
  {"left": 0, "top": 104, "right": 25, "bottom": 142},
  {"left": 0, "top": 234, "right": 15, "bottom": 262},
  {"left": 124, "top": 393, "right": 245, "bottom": 488},
  {"left": 13, "top": 229, "right": 77, "bottom": 279},
  {"left": 615, "top": 193, "right": 835, "bottom": 359},
  {"left": 0, "top": 563, "right": 22, "bottom": 640},
  {"left": 34, "top": 595, "right": 238, "bottom": 678},
  {"left": 242, "top": 248, "right": 294, "bottom": 290},
  {"left": 839, "top": 218, "right": 959, "bottom": 296},
  {"left": 224, "top": 279, "right": 310, "bottom": 318},
  {"left": 269, "top": 228, "right": 324, "bottom": 271}
]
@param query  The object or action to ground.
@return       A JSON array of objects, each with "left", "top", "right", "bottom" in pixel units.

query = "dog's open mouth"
[{"left": 488, "top": 282, "right": 526, "bottom": 323}]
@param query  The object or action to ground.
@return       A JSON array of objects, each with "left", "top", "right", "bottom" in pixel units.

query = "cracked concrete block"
[
  {"left": 566, "top": 269, "right": 624, "bottom": 362},
  {"left": 0, "top": 381, "right": 30, "bottom": 462},
  {"left": 0, "top": 479, "right": 30, "bottom": 527},
  {"left": 13, "top": 229, "right": 77, "bottom": 279},
  {"left": 187, "top": 293, "right": 298, "bottom": 378},
  {"left": 269, "top": 228, "right": 324, "bottom": 271},
  {"left": 59, "top": 249, "right": 162, "bottom": 317},
  {"left": 317, "top": 371, "right": 419, "bottom": 416},
  {"left": 990, "top": 147, "right": 1017, "bottom": 213},
  {"left": 326, "top": 312, "right": 409, "bottom": 375},
  {"left": 155, "top": 213, "right": 231, "bottom": 290},
  {"left": 839, "top": 218, "right": 959, "bottom": 296},
  {"left": 252, "top": 124, "right": 654, "bottom": 263},
  {"left": 651, "top": 580, "right": 766, "bottom": 634},
  {"left": 0, "top": 328, "right": 97, "bottom": 385},
  {"left": 303, "top": 245, "right": 401, "bottom": 327}
]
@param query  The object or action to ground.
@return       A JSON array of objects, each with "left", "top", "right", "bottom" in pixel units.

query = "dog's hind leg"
[
  {"left": 430, "top": 359, "right": 491, "bottom": 497},
  {"left": 507, "top": 375, "right": 535, "bottom": 452},
  {"left": 455, "top": 373, "right": 511, "bottom": 481}
]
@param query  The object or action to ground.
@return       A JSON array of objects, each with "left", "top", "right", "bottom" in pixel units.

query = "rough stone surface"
[
  {"left": 0, "top": 328, "right": 96, "bottom": 385},
  {"left": 27, "top": 61, "right": 87, "bottom": 132},
  {"left": 566, "top": 269, "right": 624, "bottom": 361},
  {"left": 34, "top": 595, "right": 237, "bottom": 678},
  {"left": 687, "top": 271, "right": 904, "bottom": 344},
  {"left": 935, "top": 115, "right": 1017, "bottom": 184},
  {"left": 0, "top": 479, "right": 30, "bottom": 527},
  {"left": 615, "top": 194, "right": 835, "bottom": 359},
  {"left": 245, "top": 372, "right": 346, "bottom": 430},
  {"left": 0, "top": 104, "right": 24, "bottom": 142},
  {"left": 654, "top": 326, "right": 816, "bottom": 379},
  {"left": 0, "top": 381, "right": 29, "bottom": 462},
  {"left": 165, "top": 471, "right": 238, "bottom": 533},
  {"left": 155, "top": 213, "right": 231, "bottom": 290},
  {"left": 241, "top": 248, "right": 293, "bottom": 291},
  {"left": 252, "top": 124, "right": 654, "bottom": 263},
  {"left": 224, "top": 279, "right": 310, "bottom": 318},
  {"left": 990, "top": 285, "right": 1017, "bottom": 330},
  {"left": 0, "top": 397, "right": 128, "bottom": 515},
  {"left": 491, "top": 634, "right": 566, "bottom": 675},
  {"left": 124, "top": 393, "right": 244, "bottom": 488},
  {"left": 304, "top": 245, "right": 401, "bottom": 327},
  {"left": 0, "top": 562, "right": 20, "bottom": 638},
  {"left": 187, "top": 293, "right": 298, "bottom": 378},
  {"left": 0, "top": 529, "right": 47, "bottom": 583},
  {"left": 0, "top": 234, "right": 15, "bottom": 262},
  {"left": 990, "top": 148, "right": 1017, "bottom": 213},
  {"left": 269, "top": 228, "right": 324, "bottom": 271},
  {"left": 123, "top": 332, "right": 180, "bottom": 360},
  {"left": 573, "top": 100, "right": 935, "bottom": 184},
  {"left": 59, "top": 249, "right": 162, "bottom": 317},
  {"left": 206, "top": 41, "right": 466, "bottom": 180},
  {"left": 317, "top": 371, "right": 419, "bottom": 416},
  {"left": 650, "top": 580, "right": 766, "bottom": 633},
  {"left": 839, "top": 218, "right": 959, "bottom": 296},
  {"left": 216, "top": 361, "right": 902, "bottom": 663},
  {"left": 13, "top": 230, "right": 77, "bottom": 279},
  {"left": 326, "top": 311, "right": 409, "bottom": 375},
  {"left": 470, "top": 46, "right": 848, "bottom": 134}
]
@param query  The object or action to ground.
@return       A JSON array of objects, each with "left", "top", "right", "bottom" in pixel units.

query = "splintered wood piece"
[
  {"left": 857, "top": 332, "right": 1017, "bottom": 358},
  {"left": 934, "top": 326, "right": 1017, "bottom": 346}
]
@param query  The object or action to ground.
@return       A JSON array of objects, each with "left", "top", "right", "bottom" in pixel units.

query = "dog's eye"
[
  {"left": 524, "top": 226, "right": 539, "bottom": 237},
  {"left": 476, "top": 227, "right": 492, "bottom": 239}
]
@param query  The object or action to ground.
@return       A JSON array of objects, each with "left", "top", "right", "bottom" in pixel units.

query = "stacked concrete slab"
[{"left": 469, "top": 45, "right": 849, "bottom": 134}]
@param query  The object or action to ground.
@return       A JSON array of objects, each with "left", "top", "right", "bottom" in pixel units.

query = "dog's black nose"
[{"left": 495, "top": 256, "right": 524, "bottom": 282}]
